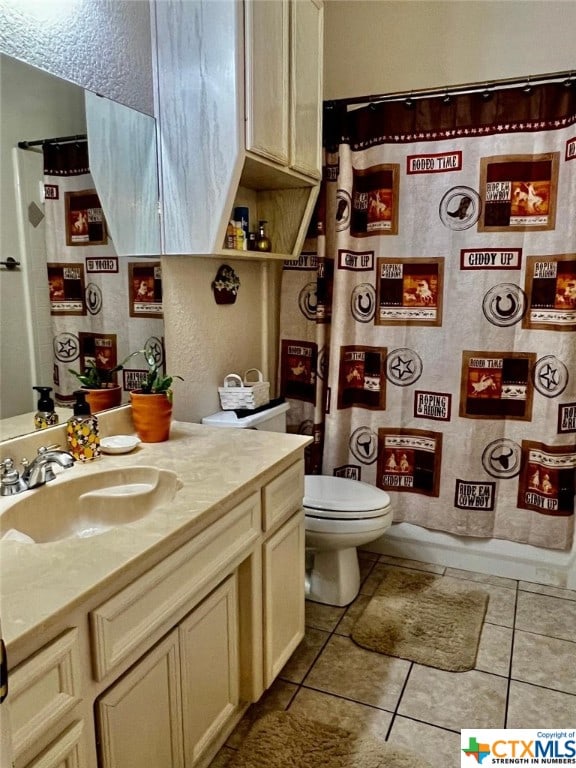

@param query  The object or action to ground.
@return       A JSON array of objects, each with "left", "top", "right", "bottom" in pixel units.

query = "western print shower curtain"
[
  {"left": 42, "top": 141, "right": 164, "bottom": 404},
  {"left": 279, "top": 82, "right": 576, "bottom": 550}
]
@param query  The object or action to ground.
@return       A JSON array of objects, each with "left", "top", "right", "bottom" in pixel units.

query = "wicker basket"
[{"left": 218, "top": 368, "right": 270, "bottom": 410}]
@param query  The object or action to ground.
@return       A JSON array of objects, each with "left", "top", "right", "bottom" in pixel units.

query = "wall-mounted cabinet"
[{"left": 154, "top": 0, "right": 323, "bottom": 259}]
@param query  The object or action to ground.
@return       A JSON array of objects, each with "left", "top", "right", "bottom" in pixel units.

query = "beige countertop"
[{"left": 0, "top": 420, "right": 310, "bottom": 652}]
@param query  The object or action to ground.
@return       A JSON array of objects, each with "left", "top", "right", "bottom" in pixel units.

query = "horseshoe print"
[{"left": 482, "top": 283, "right": 526, "bottom": 327}]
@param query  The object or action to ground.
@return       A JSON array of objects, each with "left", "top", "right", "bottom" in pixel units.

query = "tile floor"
[{"left": 210, "top": 552, "right": 576, "bottom": 768}]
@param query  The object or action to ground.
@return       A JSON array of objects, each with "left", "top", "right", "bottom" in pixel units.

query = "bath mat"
[
  {"left": 228, "top": 711, "right": 432, "bottom": 768},
  {"left": 351, "top": 568, "right": 488, "bottom": 672}
]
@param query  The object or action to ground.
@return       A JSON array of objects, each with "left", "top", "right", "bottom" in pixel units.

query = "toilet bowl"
[
  {"left": 202, "top": 402, "right": 393, "bottom": 607},
  {"left": 304, "top": 475, "right": 392, "bottom": 606}
]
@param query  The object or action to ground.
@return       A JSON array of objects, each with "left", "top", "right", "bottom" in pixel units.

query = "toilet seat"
[
  {"left": 305, "top": 509, "right": 392, "bottom": 535},
  {"left": 303, "top": 475, "right": 391, "bottom": 520}
]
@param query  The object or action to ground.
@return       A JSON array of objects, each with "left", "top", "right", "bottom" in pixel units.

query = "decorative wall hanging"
[{"left": 211, "top": 264, "right": 240, "bottom": 305}]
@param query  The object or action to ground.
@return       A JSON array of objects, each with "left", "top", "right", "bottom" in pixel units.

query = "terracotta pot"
[
  {"left": 130, "top": 391, "right": 172, "bottom": 443},
  {"left": 84, "top": 385, "right": 122, "bottom": 414}
]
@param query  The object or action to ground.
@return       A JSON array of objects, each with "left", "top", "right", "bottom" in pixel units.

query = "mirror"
[{"left": 0, "top": 54, "right": 163, "bottom": 439}]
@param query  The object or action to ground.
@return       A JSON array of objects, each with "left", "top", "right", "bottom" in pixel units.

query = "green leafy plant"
[
  {"left": 68, "top": 361, "right": 122, "bottom": 389},
  {"left": 125, "top": 348, "right": 183, "bottom": 400}
]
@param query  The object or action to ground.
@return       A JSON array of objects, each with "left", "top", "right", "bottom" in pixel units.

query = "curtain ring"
[
  {"left": 482, "top": 83, "right": 493, "bottom": 100},
  {"left": 404, "top": 93, "right": 414, "bottom": 109},
  {"left": 442, "top": 89, "right": 452, "bottom": 105},
  {"left": 522, "top": 77, "right": 532, "bottom": 95}
]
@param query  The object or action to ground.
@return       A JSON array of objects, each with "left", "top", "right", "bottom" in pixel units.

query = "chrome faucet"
[
  {"left": 0, "top": 446, "right": 75, "bottom": 496},
  {"left": 21, "top": 446, "right": 75, "bottom": 489}
]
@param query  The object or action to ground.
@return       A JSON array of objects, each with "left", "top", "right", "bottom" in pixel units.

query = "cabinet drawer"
[
  {"left": 23, "top": 720, "right": 86, "bottom": 768},
  {"left": 262, "top": 460, "right": 304, "bottom": 531},
  {"left": 90, "top": 492, "right": 260, "bottom": 680},
  {"left": 9, "top": 629, "right": 82, "bottom": 762}
]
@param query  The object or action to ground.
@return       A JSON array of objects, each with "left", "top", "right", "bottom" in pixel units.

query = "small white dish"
[{"left": 100, "top": 435, "right": 141, "bottom": 455}]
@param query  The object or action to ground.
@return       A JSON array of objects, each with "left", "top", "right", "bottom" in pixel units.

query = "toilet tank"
[{"left": 201, "top": 400, "right": 289, "bottom": 432}]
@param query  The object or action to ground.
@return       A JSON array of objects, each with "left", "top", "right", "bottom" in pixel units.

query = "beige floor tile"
[
  {"left": 480, "top": 583, "right": 517, "bottom": 628},
  {"left": 378, "top": 555, "right": 446, "bottom": 575},
  {"left": 305, "top": 600, "right": 346, "bottom": 632},
  {"left": 398, "top": 665, "right": 507, "bottom": 729},
  {"left": 358, "top": 549, "right": 381, "bottom": 562},
  {"left": 359, "top": 562, "right": 389, "bottom": 596},
  {"left": 512, "top": 630, "right": 576, "bottom": 694},
  {"left": 304, "top": 634, "right": 411, "bottom": 710},
  {"left": 475, "top": 623, "right": 513, "bottom": 677},
  {"left": 359, "top": 554, "right": 378, "bottom": 585},
  {"left": 334, "top": 593, "right": 371, "bottom": 636},
  {"left": 519, "top": 580, "right": 576, "bottom": 602},
  {"left": 507, "top": 680, "right": 576, "bottom": 728},
  {"left": 289, "top": 687, "right": 393, "bottom": 741},
  {"left": 516, "top": 590, "right": 576, "bottom": 641},
  {"left": 207, "top": 746, "right": 237, "bottom": 767},
  {"left": 226, "top": 679, "right": 298, "bottom": 748},
  {"left": 278, "top": 627, "right": 330, "bottom": 684},
  {"left": 388, "top": 716, "right": 461, "bottom": 768},
  {"left": 445, "top": 567, "right": 518, "bottom": 591}
]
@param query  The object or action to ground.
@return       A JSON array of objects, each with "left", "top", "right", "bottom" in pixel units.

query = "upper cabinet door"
[
  {"left": 290, "top": 0, "right": 323, "bottom": 179},
  {"left": 245, "top": 0, "right": 290, "bottom": 165}
]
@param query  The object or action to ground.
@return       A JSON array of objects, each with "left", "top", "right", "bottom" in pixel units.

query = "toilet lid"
[{"left": 304, "top": 475, "right": 391, "bottom": 514}]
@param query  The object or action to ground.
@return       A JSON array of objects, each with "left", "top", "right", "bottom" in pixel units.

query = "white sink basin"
[{"left": 0, "top": 466, "right": 183, "bottom": 543}]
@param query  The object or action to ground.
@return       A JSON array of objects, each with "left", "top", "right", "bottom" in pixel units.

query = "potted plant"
[
  {"left": 68, "top": 361, "right": 123, "bottom": 413},
  {"left": 125, "top": 349, "right": 183, "bottom": 443}
]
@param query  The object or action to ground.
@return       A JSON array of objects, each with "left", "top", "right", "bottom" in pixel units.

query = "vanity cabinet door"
[
  {"left": 179, "top": 574, "right": 239, "bottom": 766},
  {"left": 262, "top": 511, "right": 305, "bottom": 687},
  {"left": 96, "top": 630, "right": 184, "bottom": 768}
]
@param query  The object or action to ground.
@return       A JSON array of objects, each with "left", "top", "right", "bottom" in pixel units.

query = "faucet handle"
[
  {"left": 1, "top": 458, "right": 27, "bottom": 496},
  {"left": 1, "top": 457, "right": 18, "bottom": 479},
  {"left": 37, "top": 444, "right": 61, "bottom": 455}
]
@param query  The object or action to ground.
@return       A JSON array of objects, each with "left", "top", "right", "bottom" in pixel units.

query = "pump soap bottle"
[
  {"left": 67, "top": 390, "right": 101, "bottom": 461},
  {"left": 33, "top": 386, "right": 59, "bottom": 430},
  {"left": 256, "top": 220, "right": 271, "bottom": 252}
]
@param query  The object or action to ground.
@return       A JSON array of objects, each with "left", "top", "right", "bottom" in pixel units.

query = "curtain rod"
[
  {"left": 18, "top": 133, "right": 87, "bottom": 150},
  {"left": 326, "top": 69, "right": 575, "bottom": 108}
]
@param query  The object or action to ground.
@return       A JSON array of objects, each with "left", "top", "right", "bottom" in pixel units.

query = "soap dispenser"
[
  {"left": 66, "top": 390, "right": 101, "bottom": 462},
  {"left": 255, "top": 220, "right": 271, "bottom": 252},
  {"left": 33, "top": 386, "right": 59, "bottom": 430}
]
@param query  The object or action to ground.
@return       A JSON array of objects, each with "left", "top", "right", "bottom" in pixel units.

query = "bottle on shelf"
[
  {"left": 226, "top": 220, "right": 235, "bottom": 249},
  {"left": 255, "top": 220, "right": 271, "bottom": 252},
  {"left": 234, "top": 206, "right": 249, "bottom": 250}
]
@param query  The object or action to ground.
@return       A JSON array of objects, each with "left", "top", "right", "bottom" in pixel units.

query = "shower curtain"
[
  {"left": 279, "top": 81, "right": 576, "bottom": 550},
  {"left": 42, "top": 141, "right": 164, "bottom": 404}
]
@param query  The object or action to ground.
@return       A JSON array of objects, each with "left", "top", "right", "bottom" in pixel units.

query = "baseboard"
[{"left": 365, "top": 522, "right": 576, "bottom": 590}]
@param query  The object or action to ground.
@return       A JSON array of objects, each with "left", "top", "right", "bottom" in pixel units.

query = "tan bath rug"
[
  {"left": 351, "top": 568, "right": 489, "bottom": 672},
  {"left": 228, "top": 711, "right": 432, "bottom": 768}
]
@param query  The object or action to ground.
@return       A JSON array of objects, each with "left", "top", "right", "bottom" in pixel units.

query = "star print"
[
  {"left": 538, "top": 363, "right": 559, "bottom": 391},
  {"left": 56, "top": 337, "right": 77, "bottom": 359},
  {"left": 391, "top": 356, "right": 414, "bottom": 380}
]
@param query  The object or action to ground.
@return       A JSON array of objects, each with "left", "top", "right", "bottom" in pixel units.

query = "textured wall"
[
  {"left": 162, "top": 256, "right": 267, "bottom": 424},
  {"left": 0, "top": 0, "right": 153, "bottom": 114}
]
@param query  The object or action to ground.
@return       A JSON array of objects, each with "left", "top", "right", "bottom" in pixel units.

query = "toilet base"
[{"left": 306, "top": 547, "right": 360, "bottom": 606}]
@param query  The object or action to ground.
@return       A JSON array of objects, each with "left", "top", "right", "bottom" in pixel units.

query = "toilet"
[
  {"left": 202, "top": 401, "right": 393, "bottom": 607},
  {"left": 303, "top": 475, "right": 392, "bottom": 606}
]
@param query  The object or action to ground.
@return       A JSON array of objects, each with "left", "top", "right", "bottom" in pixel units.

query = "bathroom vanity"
[{"left": 0, "top": 419, "right": 310, "bottom": 768}]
